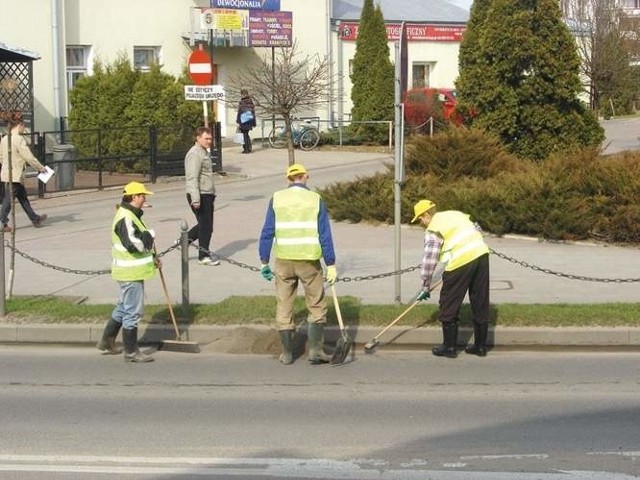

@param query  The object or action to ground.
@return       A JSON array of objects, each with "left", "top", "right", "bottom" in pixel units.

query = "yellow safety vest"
[
  {"left": 272, "top": 186, "right": 322, "bottom": 260},
  {"left": 427, "top": 211, "right": 489, "bottom": 271},
  {"left": 111, "top": 207, "right": 157, "bottom": 281}
]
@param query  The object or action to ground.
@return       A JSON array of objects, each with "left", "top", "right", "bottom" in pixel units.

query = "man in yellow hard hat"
[
  {"left": 258, "top": 164, "right": 337, "bottom": 365},
  {"left": 412, "top": 199, "right": 491, "bottom": 358},
  {"left": 97, "top": 181, "right": 158, "bottom": 363}
]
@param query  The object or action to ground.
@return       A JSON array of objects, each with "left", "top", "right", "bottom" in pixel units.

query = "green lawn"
[{"left": 3, "top": 295, "right": 639, "bottom": 328}]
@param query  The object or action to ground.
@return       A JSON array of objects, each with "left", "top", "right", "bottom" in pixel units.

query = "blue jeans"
[{"left": 111, "top": 280, "right": 145, "bottom": 329}]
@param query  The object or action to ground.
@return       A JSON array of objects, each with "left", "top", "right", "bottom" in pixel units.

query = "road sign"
[
  {"left": 188, "top": 49, "right": 213, "bottom": 85},
  {"left": 184, "top": 85, "right": 225, "bottom": 101}
]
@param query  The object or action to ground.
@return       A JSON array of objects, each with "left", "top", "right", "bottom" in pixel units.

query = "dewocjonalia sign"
[
  {"left": 210, "top": 0, "right": 280, "bottom": 10},
  {"left": 249, "top": 11, "right": 292, "bottom": 47},
  {"left": 339, "top": 22, "right": 465, "bottom": 42}
]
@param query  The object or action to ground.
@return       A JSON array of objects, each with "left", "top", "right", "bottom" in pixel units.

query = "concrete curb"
[{"left": 1, "top": 324, "right": 640, "bottom": 348}]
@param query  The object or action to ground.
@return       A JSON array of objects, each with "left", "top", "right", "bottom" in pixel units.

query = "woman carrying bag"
[{"left": 236, "top": 89, "right": 256, "bottom": 154}]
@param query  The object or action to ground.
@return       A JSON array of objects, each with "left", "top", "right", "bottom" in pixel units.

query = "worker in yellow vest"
[
  {"left": 259, "top": 164, "right": 337, "bottom": 365},
  {"left": 411, "top": 199, "right": 491, "bottom": 358},
  {"left": 97, "top": 181, "right": 158, "bottom": 363}
]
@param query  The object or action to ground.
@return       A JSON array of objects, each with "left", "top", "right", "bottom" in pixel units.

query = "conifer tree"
[
  {"left": 350, "top": 0, "right": 394, "bottom": 142},
  {"left": 456, "top": 0, "right": 604, "bottom": 161}
]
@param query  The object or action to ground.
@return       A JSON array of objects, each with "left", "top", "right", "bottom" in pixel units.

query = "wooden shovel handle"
[
  {"left": 154, "top": 246, "right": 180, "bottom": 338},
  {"left": 330, "top": 284, "right": 346, "bottom": 331}
]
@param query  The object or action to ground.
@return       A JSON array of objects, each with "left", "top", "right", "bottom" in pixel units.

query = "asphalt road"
[
  {"left": 601, "top": 116, "right": 640, "bottom": 154},
  {"left": 0, "top": 345, "right": 638, "bottom": 479}
]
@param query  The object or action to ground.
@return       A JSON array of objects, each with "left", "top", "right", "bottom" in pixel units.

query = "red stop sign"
[{"left": 188, "top": 49, "right": 213, "bottom": 86}]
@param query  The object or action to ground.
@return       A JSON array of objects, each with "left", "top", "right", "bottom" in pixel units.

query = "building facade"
[{"left": 0, "top": 0, "right": 468, "bottom": 135}]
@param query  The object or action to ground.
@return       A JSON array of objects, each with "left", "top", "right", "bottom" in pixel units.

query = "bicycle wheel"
[
  {"left": 268, "top": 127, "right": 287, "bottom": 149},
  {"left": 299, "top": 128, "right": 320, "bottom": 151}
]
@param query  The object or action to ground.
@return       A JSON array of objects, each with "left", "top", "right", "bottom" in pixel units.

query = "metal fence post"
[
  {"left": 149, "top": 125, "right": 158, "bottom": 183},
  {"left": 36, "top": 132, "right": 46, "bottom": 198}
]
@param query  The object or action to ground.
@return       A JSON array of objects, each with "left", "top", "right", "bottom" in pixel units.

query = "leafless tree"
[
  {"left": 228, "top": 41, "right": 331, "bottom": 165},
  {"left": 562, "top": 0, "right": 639, "bottom": 114}
]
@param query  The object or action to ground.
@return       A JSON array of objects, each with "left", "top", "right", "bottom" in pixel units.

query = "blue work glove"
[
  {"left": 260, "top": 264, "right": 274, "bottom": 281},
  {"left": 416, "top": 290, "right": 430, "bottom": 301}
]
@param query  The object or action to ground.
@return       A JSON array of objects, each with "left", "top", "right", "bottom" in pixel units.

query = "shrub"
[{"left": 319, "top": 130, "right": 640, "bottom": 244}]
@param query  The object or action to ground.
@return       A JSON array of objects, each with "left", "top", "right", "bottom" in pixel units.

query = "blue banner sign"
[{"left": 210, "top": 0, "right": 280, "bottom": 10}]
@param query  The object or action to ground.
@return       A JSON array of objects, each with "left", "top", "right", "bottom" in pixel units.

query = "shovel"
[
  {"left": 363, "top": 279, "right": 442, "bottom": 354},
  {"left": 329, "top": 284, "right": 352, "bottom": 365}
]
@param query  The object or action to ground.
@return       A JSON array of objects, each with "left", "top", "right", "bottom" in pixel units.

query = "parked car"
[{"left": 403, "top": 87, "right": 458, "bottom": 128}]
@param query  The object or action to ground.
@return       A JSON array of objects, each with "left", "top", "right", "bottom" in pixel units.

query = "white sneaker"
[{"left": 198, "top": 256, "right": 220, "bottom": 266}]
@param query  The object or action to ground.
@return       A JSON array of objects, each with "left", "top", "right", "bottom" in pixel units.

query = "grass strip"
[{"left": 2, "top": 295, "right": 639, "bottom": 328}]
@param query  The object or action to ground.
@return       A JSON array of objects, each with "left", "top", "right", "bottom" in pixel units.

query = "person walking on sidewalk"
[
  {"left": 258, "top": 164, "right": 337, "bottom": 365},
  {"left": 0, "top": 113, "right": 48, "bottom": 232},
  {"left": 184, "top": 126, "right": 219, "bottom": 265},
  {"left": 97, "top": 181, "right": 158, "bottom": 363},
  {"left": 236, "top": 89, "right": 256, "bottom": 154},
  {"left": 412, "top": 199, "right": 491, "bottom": 358}
]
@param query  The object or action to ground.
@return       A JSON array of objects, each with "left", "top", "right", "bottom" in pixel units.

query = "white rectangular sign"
[{"left": 184, "top": 85, "right": 226, "bottom": 101}]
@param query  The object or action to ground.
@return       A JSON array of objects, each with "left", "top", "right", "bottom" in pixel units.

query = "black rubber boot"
[
  {"left": 307, "top": 323, "right": 331, "bottom": 365},
  {"left": 122, "top": 328, "right": 154, "bottom": 363},
  {"left": 465, "top": 322, "right": 488, "bottom": 357},
  {"left": 96, "top": 318, "right": 123, "bottom": 355},
  {"left": 278, "top": 330, "right": 294, "bottom": 365},
  {"left": 432, "top": 322, "right": 458, "bottom": 358}
]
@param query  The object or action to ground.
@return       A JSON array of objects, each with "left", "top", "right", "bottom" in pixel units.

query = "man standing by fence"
[{"left": 184, "top": 126, "right": 219, "bottom": 265}]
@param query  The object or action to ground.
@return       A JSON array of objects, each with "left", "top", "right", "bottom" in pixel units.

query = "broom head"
[{"left": 159, "top": 339, "right": 201, "bottom": 353}]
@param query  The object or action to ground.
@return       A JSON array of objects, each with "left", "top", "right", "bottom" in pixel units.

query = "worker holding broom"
[
  {"left": 412, "top": 199, "right": 491, "bottom": 358},
  {"left": 97, "top": 181, "right": 158, "bottom": 363},
  {"left": 258, "top": 164, "right": 337, "bottom": 365}
]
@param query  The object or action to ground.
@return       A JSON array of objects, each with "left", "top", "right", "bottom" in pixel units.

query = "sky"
[{"left": 451, "top": 0, "right": 473, "bottom": 11}]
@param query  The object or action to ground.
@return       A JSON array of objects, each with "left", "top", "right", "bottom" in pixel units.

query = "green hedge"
[{"left": 320, "top": 127, "right": 640, "bottom": 243}]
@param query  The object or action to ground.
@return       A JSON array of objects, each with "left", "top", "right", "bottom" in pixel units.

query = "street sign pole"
[{"left": 188, "top": 45, "right": 214, "bottom": 127}]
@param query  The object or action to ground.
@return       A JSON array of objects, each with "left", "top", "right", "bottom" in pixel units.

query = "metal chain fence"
[{"left": 4, "top": 240, "right": 640, "bottom": 284}]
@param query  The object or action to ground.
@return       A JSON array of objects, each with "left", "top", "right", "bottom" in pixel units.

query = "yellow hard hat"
[
  {"left": 123, "top": 181, "right": 154, "bottom": 196},
  {"left": 411, "top": 199, "right": 435, "bottom": 223},
  {"left": 286, "top": 163, "right": 307, "bottom": 178}
]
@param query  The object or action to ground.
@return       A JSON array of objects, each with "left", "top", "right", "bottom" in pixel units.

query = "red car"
[{"left": 403, "top": 87, "right": 458, "bottom": 128}]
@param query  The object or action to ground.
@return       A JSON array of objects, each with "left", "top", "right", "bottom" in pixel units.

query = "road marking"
[
  {"left": 461, "top": 454, "right": 550, "bottom": 460},
  {"left": 0, "top": 455, "right": 637, "bottom": 479}
]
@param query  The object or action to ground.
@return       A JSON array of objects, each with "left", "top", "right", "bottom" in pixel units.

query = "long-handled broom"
[
  {"left": 329, "top": 284, "right": 352, "bottom": 365},
  {"left": 363, "top": 280, "right": 442, "bottom": 354},
  {"left": 155, "top": 247, "right": 200, "bottom": 353}
]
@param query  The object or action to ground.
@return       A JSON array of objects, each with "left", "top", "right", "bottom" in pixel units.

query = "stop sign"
[{"left": 188, "top": 49, "right": 213, "bottom": 85}]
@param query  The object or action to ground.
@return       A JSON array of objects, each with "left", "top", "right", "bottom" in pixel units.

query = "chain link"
[
  {"left": 5, "top": 240, "right": 640, "bottom": 284},
  {"left": 490, "top": 247, "right": 640, "bottom": 283},
  {"left": 2, "top": 240, "right": 179, "bottom": 276}
]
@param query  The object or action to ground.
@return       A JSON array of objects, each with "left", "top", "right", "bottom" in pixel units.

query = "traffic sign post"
[{"left": 188, "top": 46, "right": 214, "bottom": 127}]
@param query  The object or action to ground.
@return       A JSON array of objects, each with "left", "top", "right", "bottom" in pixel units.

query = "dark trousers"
[
  {"left": 438, "top": 253, "right": 490, "bottom": 325},
  {"left": 0, "top": 182, "right": 39, "bottom": 226},
  {"left": 186, "top": 193, "right": 215, "bottom": 260},
  {"left": 242, "top": 130, "right": 252, "bottom": 152}
]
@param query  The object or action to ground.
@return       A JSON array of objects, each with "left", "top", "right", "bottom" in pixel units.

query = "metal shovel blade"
[{"left": 330, "top": 334, "right": 353, "bottom": 365}]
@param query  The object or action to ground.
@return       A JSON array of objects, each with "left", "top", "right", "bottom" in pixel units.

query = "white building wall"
[
  {"left": 335, "top": 36, "right": 462, "bottom": 121},
  {"left": 0, "top": 0, "right": 57, "bottom": 129}
]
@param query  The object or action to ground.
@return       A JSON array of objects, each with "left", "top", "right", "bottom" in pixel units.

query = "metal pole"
[
  {"left": 393, "top": 41, "right": 402, "bottom": 304},
  {"left": 180, "top": 220, "right": 190, "bottom": 319},
  {"left": 0, "top": 229, "right": 5, "bottom": 315}
]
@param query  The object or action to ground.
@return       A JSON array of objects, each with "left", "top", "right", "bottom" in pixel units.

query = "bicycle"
[{"left": 268, "top": 118, "right": 320, "bottom": 151}]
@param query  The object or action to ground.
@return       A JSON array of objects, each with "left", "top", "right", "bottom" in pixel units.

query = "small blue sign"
[{"left": 210, "top": 0, "right": 280, "bottom": 10}]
